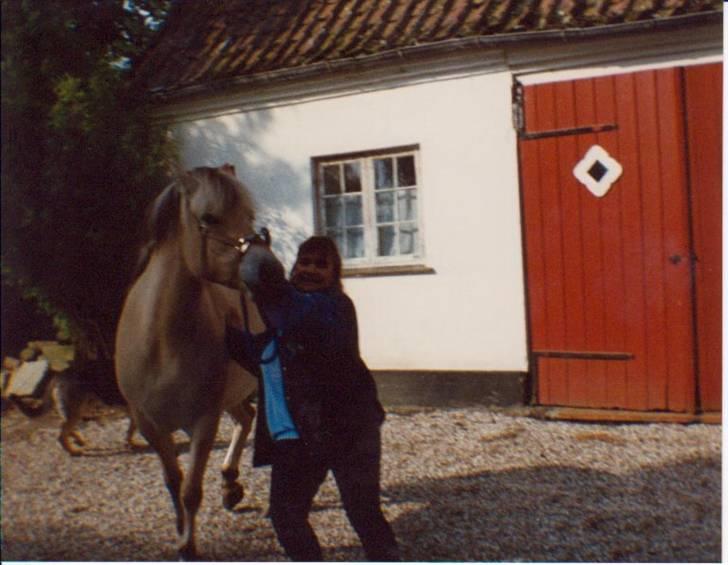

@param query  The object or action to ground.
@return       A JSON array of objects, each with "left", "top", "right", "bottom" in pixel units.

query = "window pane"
[
  {"left": 325, "top": 228, "right": 344, "bottom": 254},
  {"left": 377, "top": 225, "right": 396, "bottom": 256},
  {"left": 374, "top": 158, "right": 393, "bottom": 190},
  {"left": 318, "top": 149, "right": 421, "bottom": 263},
  {"left": 375, "top": 191, "right": 394, "bottom": 223},
  {"left": 346, "top": 228, "right": 364, "bottom": 258},
  {"left": 397, "top": 155, "right": 416, "bottom": 187},
  {"left": 399, "top": 222, "right": 417, "bottom": 254},
  {"left": 344, "top": 162, "right": 361, "bottom": 193},
  {"left": 324, "top": 197, "right": 343, "bottom": 227},
  {"left": 344, "top": 195, "right": 362, "bottom": 225},
  {"left": 323, "top": 165, "right": 341, "bottom": 195},
  {"left": 397, "top": 189, "right": 417, "bottom": 221}
]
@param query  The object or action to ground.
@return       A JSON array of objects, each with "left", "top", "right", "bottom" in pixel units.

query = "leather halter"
[
  {"left": 197, "top": 221, "right": 270, "bottom": 255},
  {"left": 195, "top": 217, "right": 270, "bottom": 283}
]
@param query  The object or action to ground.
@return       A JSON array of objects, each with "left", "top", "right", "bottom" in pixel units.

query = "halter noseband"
[
  {"left": 197, "top": 222, "right": 271, "bottom": 255},
  {"left": 194, "top": 218, "right": 270, "bottom": 286}
]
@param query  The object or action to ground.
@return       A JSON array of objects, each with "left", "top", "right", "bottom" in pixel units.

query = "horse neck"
[{"left": 147, "top": 242, "right": 208, "bottom": 322}]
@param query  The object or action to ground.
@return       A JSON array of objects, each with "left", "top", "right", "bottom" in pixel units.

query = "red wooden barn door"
[
  {"left": 517, "top": 65, "right": 720, "bottom": 413},
  {"left": 684, "top": 63, "right": 722, "bottom": 412}
]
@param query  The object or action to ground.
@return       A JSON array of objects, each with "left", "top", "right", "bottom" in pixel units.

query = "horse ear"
[
  {"left": 177, "top": 170, "right": 200, "bottom": 196},
  {"left": 149, "top": 182, "right": 181, "bottom": 243},
  {"left": 221, "top": 163, "right": 236, "bottom": 177},
  {"left": 168, "top": 160, "right": 185, "bottom": 177}
]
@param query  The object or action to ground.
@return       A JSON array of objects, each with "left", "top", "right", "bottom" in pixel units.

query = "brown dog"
[{"left": 8, "top": 360, "right": 141, "bottom": 456}]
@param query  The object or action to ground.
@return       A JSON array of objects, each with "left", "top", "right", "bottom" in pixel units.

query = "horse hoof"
[
  {"left": 127, "top": 439, "right": 146, "bottom": 451},
  {"left": 177, "top": 546, "right": 198, "bottom": 561},
  {"left": 223, "top": 482, "right": 244, "bottom": 510}
]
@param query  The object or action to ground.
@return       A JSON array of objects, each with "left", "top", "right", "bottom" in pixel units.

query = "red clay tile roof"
[{"left": 138, "top": 0, "right": 722, "bottom": 96}]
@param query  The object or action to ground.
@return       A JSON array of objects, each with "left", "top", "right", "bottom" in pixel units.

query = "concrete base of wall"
[{"left": 372, "top": 370, "right": 527, "bottom": 408}]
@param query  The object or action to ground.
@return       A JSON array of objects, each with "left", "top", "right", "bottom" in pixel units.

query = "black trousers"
[{"left": 269, "top": 425, "right": 400, "bottom": 561}]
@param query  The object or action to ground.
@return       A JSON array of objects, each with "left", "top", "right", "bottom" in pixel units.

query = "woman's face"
[{"left": 291, "top": 250, "right": 335, "bottom": 292}]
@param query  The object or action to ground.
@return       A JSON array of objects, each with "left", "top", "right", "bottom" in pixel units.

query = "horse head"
[{"left": 145, "top": 165, "right": 257, "bottom": 288}]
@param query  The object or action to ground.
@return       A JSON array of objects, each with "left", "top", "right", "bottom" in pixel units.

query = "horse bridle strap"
[
  {"left": 195, "top": 216, "right": 271, "bottom": 285},
  {"left": 198, "top": 222, "right": 271, "bottom": 255}
]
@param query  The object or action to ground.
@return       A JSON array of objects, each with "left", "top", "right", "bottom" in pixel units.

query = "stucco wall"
[{"left": 173, "top": 71, "right": 529, "bottom": 372}]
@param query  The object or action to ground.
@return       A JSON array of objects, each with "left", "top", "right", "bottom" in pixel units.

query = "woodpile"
[{"left": 2, "top": 341, "right": 75, "bottom": 400}]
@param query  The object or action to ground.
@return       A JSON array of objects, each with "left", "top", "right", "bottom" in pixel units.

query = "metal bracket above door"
[{"left": 512, "top": 80, "right": 618, "bottom": 140}]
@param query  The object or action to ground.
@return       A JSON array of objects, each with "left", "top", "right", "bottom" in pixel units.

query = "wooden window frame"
[{"left": 311, "top": 144, "right": 432, "bottom": 277}]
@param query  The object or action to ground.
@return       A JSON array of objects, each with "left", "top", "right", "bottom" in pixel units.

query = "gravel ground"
[{"left": 1, "top": 403, "right": 721, "bottom": 562}]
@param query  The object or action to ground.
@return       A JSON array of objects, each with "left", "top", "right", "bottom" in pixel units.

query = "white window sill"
[{"left": 342, "top": 264, "right": 436, "bottom": 278}]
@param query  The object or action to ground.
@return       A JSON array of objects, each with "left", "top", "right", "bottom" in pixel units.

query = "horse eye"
[{"left": 201, "top": 213, "right": 219, "bottom": 225}]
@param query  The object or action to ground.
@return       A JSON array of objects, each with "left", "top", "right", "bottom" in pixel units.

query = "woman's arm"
[{"left": 238, "top": 244, "right": 354, "bottom": 353}]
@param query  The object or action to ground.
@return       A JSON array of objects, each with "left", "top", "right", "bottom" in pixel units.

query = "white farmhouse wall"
[
  {"left": 173, "top": 71, "right": 529, "bottom": 372},
  {"left": 168, "top": 22, "right": 721, "bottom": 377}
]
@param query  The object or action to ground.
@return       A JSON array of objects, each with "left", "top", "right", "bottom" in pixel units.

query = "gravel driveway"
[{"left": 1, "top": 403, "right": 721, "bottom": 562}]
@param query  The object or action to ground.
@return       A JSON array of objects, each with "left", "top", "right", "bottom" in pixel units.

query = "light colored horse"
[{"left": 115, "top": 165, "right": 263, "bottom": 560}]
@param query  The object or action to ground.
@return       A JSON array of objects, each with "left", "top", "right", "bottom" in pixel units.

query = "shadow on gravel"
[
  {"left": 2, "top": 530, "right": 283, "bottom": 563},
  {"left": 1, "top": 525, "right": 158, "bottom": 562},
  {"left": 76, "top": 445, "right": 156, "bottom": 457},
  {"left": 384, "top": 455, "right": 721, "bottom": 562},
  {"left": 1, "top": 406, "right": 719, "bottom": 562},
  {"left": 1, "top": 455, "right": 720, "bottom": 562},
  {"left": 67, "top": 437, "right": 236, "bottom": 458}
]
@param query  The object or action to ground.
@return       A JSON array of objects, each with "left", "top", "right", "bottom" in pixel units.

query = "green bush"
[{"left": 2, "top": 1, "right": 175, "bottom": 360}]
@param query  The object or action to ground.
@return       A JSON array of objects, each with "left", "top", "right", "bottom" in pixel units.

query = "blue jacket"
[{"left": 227, "top": 280, "right": 384, "bottom": 467}]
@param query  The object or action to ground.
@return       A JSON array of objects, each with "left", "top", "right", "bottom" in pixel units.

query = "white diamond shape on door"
[{"left": 573, "top": 144, "right": 623, "bottom": 197}]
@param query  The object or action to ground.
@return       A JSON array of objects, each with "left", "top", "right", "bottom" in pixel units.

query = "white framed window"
[{"left": 312, "top": 145, "right": 424, "bottom": 271}]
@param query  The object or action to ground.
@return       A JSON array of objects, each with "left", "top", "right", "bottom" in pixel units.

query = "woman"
[{"left": 227, "top": 236, "right": 400, "bottom": 561}]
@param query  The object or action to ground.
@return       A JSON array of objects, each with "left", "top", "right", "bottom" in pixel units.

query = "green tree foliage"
[{"left": 2, "top": 1, "right": 176, "bottom": 360}]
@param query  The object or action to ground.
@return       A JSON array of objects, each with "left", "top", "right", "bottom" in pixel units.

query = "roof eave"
[{"left": 149, "top": 11, "right": 722, "bottom": 103}]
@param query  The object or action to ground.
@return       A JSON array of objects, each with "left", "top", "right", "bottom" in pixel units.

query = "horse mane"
[
  {"left": 129, "top": 180, "right": 180, "bottom": 282},
  {"left": 129, "top": 241, "right": 156, "bottom": 283},
  {"left": 128, "top": 167, "right": 254, "bottom": 283}
]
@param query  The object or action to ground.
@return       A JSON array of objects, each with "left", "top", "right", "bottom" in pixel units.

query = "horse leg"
[
  {"left": 178, "top": 412, "right": 220, "bottom": 561},
  {"left": 133, "top": 409, "right": 185, "bottom": 537},
  {"left": 221, "top": 400, "right": 256, "bottom": 510},
  {"left": 124, "top": 413, "right": 146, "bottom": 450}
]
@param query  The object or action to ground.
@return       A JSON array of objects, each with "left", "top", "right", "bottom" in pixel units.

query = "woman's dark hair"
[{"left": 295, "top": 236, "right": 343, "bottom": 291}]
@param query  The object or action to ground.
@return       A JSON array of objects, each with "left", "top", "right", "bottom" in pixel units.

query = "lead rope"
[{"left": 241, "top": 290, "right": 252, "bottom": 333}]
